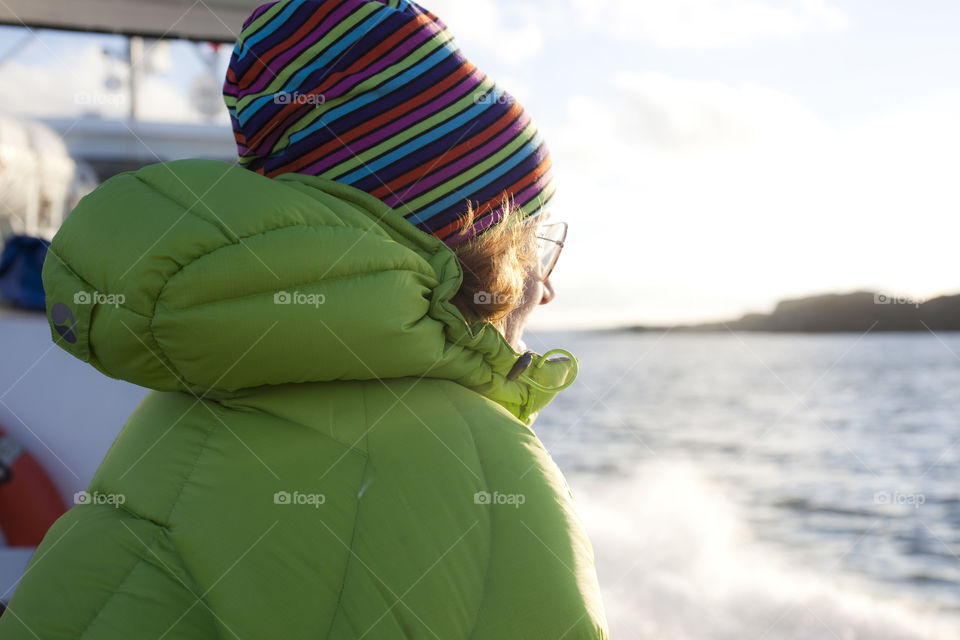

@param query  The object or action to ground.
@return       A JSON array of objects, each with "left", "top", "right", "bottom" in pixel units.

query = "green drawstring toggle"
[{"left": 517, "top": 348, "right": 578, "bottom": 392}]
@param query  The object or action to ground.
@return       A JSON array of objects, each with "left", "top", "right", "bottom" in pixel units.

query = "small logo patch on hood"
[{"left": 50, "top": 302, "right": 78, "bottom": 344}]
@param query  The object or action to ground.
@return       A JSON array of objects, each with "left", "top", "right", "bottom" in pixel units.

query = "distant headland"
[{"left": 626, "top": 291, "right": 960, "bottom": 333}]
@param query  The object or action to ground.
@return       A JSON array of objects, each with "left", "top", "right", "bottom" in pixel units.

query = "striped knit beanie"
[{"left": 223, "top": 0, "right": 555, "bottom": 246}]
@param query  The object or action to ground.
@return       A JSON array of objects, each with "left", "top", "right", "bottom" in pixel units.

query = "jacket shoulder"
[{"left": 351, "top": 379, "right": 609, "bottom": 638}]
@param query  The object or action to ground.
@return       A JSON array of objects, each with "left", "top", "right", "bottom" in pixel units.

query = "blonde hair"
[{"left": 449, "top": 197, "right": 540, "bottom": 332}]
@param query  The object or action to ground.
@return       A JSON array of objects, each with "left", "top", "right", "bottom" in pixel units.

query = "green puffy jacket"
[{"left": 0, "top": 160, "right": 609, "bottom": 639}]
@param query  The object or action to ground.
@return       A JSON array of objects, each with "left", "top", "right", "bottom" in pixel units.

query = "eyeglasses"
[{"left": 535, "top": 221, "right": 566, "bottom": 281}]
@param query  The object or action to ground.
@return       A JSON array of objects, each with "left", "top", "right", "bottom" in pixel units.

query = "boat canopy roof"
[{"left": 0, "top": 0, "right": 262, "bottom": 42}]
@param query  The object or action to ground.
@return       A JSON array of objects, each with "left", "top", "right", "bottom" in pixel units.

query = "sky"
[{"left": 1, "top": 0, "right": 959, "bottom": 329}]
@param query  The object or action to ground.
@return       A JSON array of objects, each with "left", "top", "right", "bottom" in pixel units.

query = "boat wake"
[{"left": 574, "top": 463, "right": 960, "bottom": 640}]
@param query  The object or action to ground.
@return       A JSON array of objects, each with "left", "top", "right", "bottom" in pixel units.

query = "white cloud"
[
  {"left": 529, "top": 76, "right": 960, "bottom": 329},
  {"left": 423, "top": 0, "right": 545, "bottom": 63},
  {"left": 0, "top": 42, "right": 225, "bottom": 124},
  {"left": 613, "top": 72, "right": 826, "bottom": 151},
  {"left": 571, "top": 0, "right": 848, "bottom": 48},
  {"left": 0, "top": 46, "right": 113, "bottom": 118},
  {"left": 801, "top": 0, "right": 847, "bottom": 29}
]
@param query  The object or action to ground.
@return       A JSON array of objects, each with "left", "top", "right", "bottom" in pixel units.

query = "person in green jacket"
[{"left": 0, "top": 1, "right": 610, "bottom": 638}]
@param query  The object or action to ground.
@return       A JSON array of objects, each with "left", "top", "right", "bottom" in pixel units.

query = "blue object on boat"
[{"left": 0, "top": 235, "right": 50, "bottom": 311}]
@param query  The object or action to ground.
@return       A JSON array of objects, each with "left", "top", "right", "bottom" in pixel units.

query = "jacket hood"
[{"left": 42, "top": 159, "right": 576, "bottom": 423}]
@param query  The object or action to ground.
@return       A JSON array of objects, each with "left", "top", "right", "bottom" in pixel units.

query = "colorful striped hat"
[{"left": 223, "top": 0, "right": 555, "bottom": 246}]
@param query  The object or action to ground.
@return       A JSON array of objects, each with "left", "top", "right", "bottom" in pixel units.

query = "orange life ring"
[{"left": 0, "top": 427, "right": 68, "bottom": 546}]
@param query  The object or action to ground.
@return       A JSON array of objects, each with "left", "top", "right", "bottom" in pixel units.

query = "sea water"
[{"left": 525, "top": 330, "right": 960, "bottom": 640}]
